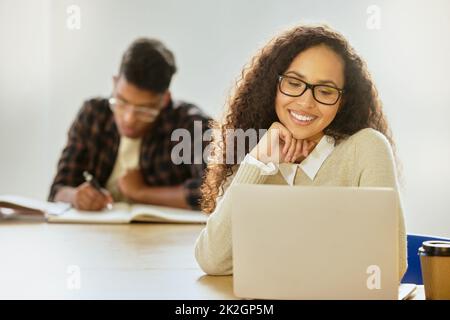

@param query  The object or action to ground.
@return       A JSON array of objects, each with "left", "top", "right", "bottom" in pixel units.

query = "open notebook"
[
  {"left": 47, "top": 202, "right": 207, "bottom": 224},
  {"left": 0, "top": 195, "right": 207, "bottom": 224},
  {"left": 0, "top": 194, "right": 69, "bottom": 221},
  {"left": 399, "top": 283, "right": 418, "bottom": 300}
]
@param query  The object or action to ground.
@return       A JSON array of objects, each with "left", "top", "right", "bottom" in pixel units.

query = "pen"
[{"left": 83, "top": 171, "right": 113, "bottom": 210}]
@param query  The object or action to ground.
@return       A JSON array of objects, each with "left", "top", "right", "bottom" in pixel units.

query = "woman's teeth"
[{"left": 290, "top": 110, "right": 317, "bottom": 122}]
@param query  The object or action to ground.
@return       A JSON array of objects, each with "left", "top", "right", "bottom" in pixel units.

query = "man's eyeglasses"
[
  {"left": 278, "top": 75, "right": 344, "bottom": 105},
  {"left": 108, "top": 97, "right": 161, "bottom": 123}
]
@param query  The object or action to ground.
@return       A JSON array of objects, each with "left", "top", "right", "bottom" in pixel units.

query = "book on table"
[{"left": 0, "top": 195, "right": 207, "bottom": 224}]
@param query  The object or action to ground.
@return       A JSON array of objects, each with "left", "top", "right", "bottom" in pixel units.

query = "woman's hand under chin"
[{"left": 250, "top": 121, "right": 317, "bottom": 164}]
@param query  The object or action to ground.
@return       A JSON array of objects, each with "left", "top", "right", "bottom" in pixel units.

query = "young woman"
[{"left": 195, "top": 25, "right": 407, "bottom": 282}]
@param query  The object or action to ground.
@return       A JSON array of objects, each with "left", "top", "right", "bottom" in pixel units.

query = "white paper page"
[
  {"left": 47, "top": 202, "right": 132, "bottom": 224},
  {"left": 0, "top": 194, "right": 70, "bottom": 215},
  {"left": 131, "top": 204, "right": 207, "bottom": 224},
  {"left": 398, "top": 283, "right": 417, "bottom": 300}
]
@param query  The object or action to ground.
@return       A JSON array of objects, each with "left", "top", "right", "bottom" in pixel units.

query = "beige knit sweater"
[{"left": 195, "top": 128, "right": 407, "bottom": 281}]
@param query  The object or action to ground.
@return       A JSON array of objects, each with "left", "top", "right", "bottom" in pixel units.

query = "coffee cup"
[{"left": 419, "top": 240, "right": 450, "bottom": 300}]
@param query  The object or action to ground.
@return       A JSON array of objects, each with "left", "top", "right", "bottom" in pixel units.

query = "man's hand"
[
  {"left": 117, "top": 169, "right": 146, "bottom": 201},
  {"left": 73, "top": 182, "right": 113, "bottom": 211}
]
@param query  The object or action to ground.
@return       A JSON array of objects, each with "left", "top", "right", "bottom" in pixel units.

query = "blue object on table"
[{"left": 401, "top": 234, "right": 450, "bottom": 284}]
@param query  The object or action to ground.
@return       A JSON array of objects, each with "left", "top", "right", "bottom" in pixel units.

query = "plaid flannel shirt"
[{"left": 48, "top": 97, "right": 211, "bottom": 210}]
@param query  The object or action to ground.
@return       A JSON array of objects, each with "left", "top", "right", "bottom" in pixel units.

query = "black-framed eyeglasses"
[{"left": 278, "top": 75, "right": 344, "bottom": 105}]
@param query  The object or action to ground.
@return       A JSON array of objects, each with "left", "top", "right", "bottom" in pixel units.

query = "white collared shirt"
[{"left": 243, "top": 135, "right": 335, "bottom": 185}]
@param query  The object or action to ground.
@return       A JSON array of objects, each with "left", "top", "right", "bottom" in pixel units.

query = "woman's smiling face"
[{"left": 275, "top": 44, "right": 345, "bottom": 143}]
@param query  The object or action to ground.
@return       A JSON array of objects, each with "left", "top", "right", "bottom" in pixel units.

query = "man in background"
[{"left": 48, "top": 38, "right": 210, "bottom": 210}]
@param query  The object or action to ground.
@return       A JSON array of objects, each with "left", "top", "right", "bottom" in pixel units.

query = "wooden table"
[{"left": 0, "top": 221, "right": 424, "bottom": 299}]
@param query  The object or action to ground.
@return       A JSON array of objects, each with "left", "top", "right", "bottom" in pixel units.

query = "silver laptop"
[{"left": 230, "top": 184, "right": 399, "bottom": 300}]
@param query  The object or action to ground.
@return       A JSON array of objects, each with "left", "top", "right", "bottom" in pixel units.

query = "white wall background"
[{"left": 1, "top": 0, "right": 449, "bottom": 237}]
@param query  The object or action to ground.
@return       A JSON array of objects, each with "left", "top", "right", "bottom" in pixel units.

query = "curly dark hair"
[{"left": 201, "top": 24, "right": 398, "bottom": 213}]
